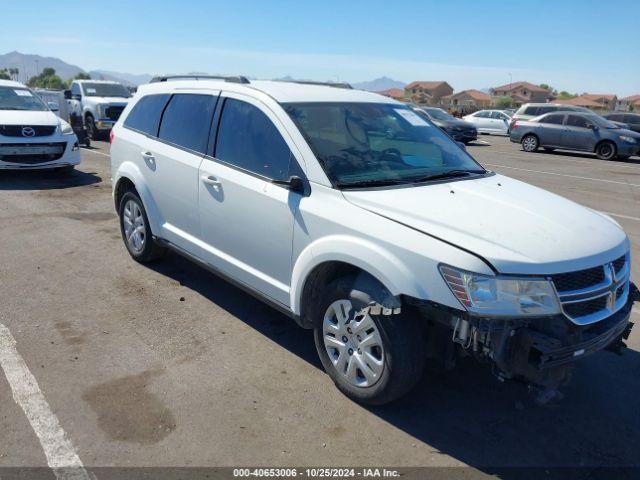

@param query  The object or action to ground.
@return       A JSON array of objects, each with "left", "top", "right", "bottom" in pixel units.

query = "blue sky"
[{"left": 2, "top": 0, "right": 639, "bottom": 95}]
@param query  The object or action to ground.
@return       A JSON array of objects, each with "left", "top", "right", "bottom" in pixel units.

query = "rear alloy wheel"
[
  {"left": 595, "top": 141, "right": 616, "bottom": 160},
  {"left": 521, "top": 134, "right": 539, "bottom": 152},
  {"left": 118, "top": 191, "right": 166, "bottom": 262}
]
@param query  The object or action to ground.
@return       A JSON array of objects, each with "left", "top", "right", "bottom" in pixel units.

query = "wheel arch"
[
  {"left": 594, "top": 138, "right": 616, "bottom": 153},
  {"left": 291, "top": 236, "right": 418, "bottom": 327},
  {"left": 113, "top": 162, "right": 163, "bottom": 235}
]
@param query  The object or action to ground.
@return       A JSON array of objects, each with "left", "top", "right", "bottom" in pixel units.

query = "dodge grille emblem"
[{"left": 21, "top": 127, "right": 36, "bottom": 137}]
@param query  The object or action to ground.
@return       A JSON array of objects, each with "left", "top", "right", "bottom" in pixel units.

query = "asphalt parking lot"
[{"left": 1, "top": 135, "right": 639, "bottom": 478}]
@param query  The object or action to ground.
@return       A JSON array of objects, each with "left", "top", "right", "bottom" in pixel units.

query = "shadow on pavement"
[
  {"left": 0, "top": 168, "right": 101, "bottom": 191},
  {"left": 148, "top": 252, "right": 640, "bottom": 478}
]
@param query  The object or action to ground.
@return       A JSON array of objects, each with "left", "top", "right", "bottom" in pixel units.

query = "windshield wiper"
[
  {"left": 336, "top": 178, "right": 412, "bottom": 189},
  {"left": 411, "top": 169, "right": 486, "bottom": 183}
]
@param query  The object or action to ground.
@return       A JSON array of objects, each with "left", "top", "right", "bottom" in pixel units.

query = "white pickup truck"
[{"left": 64, "top": 80, "right": 131, "bottom": 140}]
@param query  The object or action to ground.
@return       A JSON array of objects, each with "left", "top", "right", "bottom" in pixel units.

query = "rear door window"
[
  {"left": 123, "top": 94, "right": 170, "bottom": 136},
  {"left": 540, "top": 114, "right": 564, "bottom": 124},
  {"left": 158, "top": 94, "right": 218, "bottom": 154},
  {"left": 566, "top": 115, "right": 589, "bottom": 128},
  {"left": 523, "top": 106, "right": 539, "bottom": 115},
  {"left": 215, "top": 98, "right": 292, "bottom": 180}
]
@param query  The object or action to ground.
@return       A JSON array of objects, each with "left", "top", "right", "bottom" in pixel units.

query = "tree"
[
  {"left": 539, "top": 83, "right": 551, "bottom": 90},
  {"left": 556, "top": 91, "right": 576, "bottom": 100},
  {"left": 0, "top": 69, "right": 10, "bottom": 80},
  {"left": 27, "top": 68, "right": 66, "bottom": 90},
  {"left": 493, "top": 96, "right": 513, "bottom": 108}
]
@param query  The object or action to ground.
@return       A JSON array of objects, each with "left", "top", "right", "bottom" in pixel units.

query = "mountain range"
[{"left": 0, "top": 51, "right": 405, "bottom": 91}]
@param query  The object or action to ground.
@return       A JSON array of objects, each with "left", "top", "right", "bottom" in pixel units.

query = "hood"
[
  {"left": 84, "top": 97, "right": 130, "bottom": 105},
  {"left": 342, "top": 174, "right": 628, "bottom": 275},
  {"left": 0, "top": 110, "right": 60, "bottom": 126}
]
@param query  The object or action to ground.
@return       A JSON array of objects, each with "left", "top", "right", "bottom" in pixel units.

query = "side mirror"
[
  {"left": 47, "top": 101, "right": 59, "bottom": 112},
  {"left": 63, "top": 90, "right": 72, "bottom": 100},
  {"left": 456, "top": 141, "right": 467, "bottom": 151},
  {"left": 587, "top": 123, "right": 598, "bottom": 130},
  {"left": 272, "top": 175, "right": 306, "bottom": 194}
]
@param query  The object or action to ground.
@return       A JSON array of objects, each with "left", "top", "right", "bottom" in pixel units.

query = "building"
[
  {"left": 579, "top": 93, "right": 617, "bottom": 110},
  {"left": 404, "top": 81, "right": 453, "bottom": 106},
  {"left": 617, "top": 94, "right": 640, "bottom": 112},
  {"left": 554, "top": 96, "right": 605, "bottom": 110},
  {"left": 444, "top": 89, "right": 493, "bottom": 111},
  {"left": 490, "top": 81, "right": 551, "bottom": 105},
  {"left": 376, "top": 88, "right": 406, "bottom": 101}
]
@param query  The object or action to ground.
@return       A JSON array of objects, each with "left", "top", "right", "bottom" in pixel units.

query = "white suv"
[
  {"left": 0, "top": 80, "right": 80, "bottom": 171},
  {"left": 110, "top": 76, "right": 636, "bottom": 404}
]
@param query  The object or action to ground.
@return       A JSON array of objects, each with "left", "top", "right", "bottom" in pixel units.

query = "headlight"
[
  {"left": 97, "top": 104, "right": 106, "bottom": 117},
  {"left": 439, "top": 265, "right": 561, "bottom": 317},
  {"left": 60, "top": 122, "right": 74, "bottom": 135},
  {"left": 619, "top": 135, "right": 637, "bottom": 143}
]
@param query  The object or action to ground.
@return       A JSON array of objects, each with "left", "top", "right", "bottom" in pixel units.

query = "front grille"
[
  {"left": 0, "top": 125, "right": 57, "bottom": 137},
  {"left": 552, "top": 253, "right": 630, "bottom": 325},
  {"left": 564, "top": 296, "right": 607, "bottom": 318},
  {"left": 0, "top": 142, "right": 67, "bottom": 164},
  {"left": 105, "top": 106, "right": 125, "bottom": 121}
]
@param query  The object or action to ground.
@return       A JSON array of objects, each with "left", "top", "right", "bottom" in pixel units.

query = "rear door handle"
[
  {"left": 201, "top": 175, "right": 222, "bottom": 189},
  {"left": 142, "top": 151, "right": 155, "bottom": 160}
]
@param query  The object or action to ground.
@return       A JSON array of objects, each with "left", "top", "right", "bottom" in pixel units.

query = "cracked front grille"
[{"left": 552, "top": 253, "right": 630, "bottom": 325}]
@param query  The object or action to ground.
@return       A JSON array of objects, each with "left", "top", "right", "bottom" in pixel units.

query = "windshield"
[
  {"left": 421, "top": 107, "right": 454, "bottom": 121},
  {"left": 588, "top": 114, "right": 618, "bottom": 129},
  {"left": 81, "top": 82, "right": 131, "bottom": 98},
  {"left": 284, "top": 102, "right": 486, "bottom": 187},
  {"left": 0, "top": 86, "right": 48, "bottom": 111}
]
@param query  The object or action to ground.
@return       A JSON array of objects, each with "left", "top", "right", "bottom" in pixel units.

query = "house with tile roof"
[
  {"left": 404, "top": 81, "right": 453, "bottom": 106},
  {"left": 376, "top": 88, "right": 406, "bottom": 101},
  {"left": 490, "top": 81, "right": 551, "bottom": 105},
  {"left": 554, "top": 96, "right": 605, "bottom": 110},
  {"left": 444, "top": 89, "right": 493, "bottom": 110},
  {"left": 617, "top": 94, "right": 640, "bottom": 112},
  {"left": 579, "top": 93, "right": 617, "bottom": 110}
]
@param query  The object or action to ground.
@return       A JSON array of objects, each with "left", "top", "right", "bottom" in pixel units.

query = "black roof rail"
[
  {"left": 277, "top": 79, "right": 353, "bottom": 89},
  {"left": 150, "top": 75, "right": 250, "bottom": 84}
]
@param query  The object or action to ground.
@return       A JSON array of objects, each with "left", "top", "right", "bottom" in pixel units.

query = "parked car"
[
  {"left": 64, "top": 80, "right": 131, "bottom": 140},
  {"left": 411, "top": 106, "right": 477, "bottom": 143},
  {"left": 510, "top": 111, "right": 640, "bottom": 160},
  {"left": 110, "top": 76, "right": 636, "bottom": 405},
  {"left": 604, "top": 112, "right": 640, "bottom": 134},
  {"left": 510, "top": 103, "right": 592, "bottom": 131},
  {"left": 0, "top": 80, "right": 80, "bottom": 171},
  {"left": 463, "top": 109, "right": 511, "bottom": 135}
]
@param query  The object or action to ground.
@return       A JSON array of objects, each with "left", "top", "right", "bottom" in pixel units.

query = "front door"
[
  {"left": 198, "top": 95, "right": 302, "bottom": 306},
  {"left": 563, "top": 114, "right": 596, "bottom": 151}
]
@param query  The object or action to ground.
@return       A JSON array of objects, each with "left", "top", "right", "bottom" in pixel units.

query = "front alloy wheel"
[{"left": 322, "top": 299, "right": 385, "bottom": 388}]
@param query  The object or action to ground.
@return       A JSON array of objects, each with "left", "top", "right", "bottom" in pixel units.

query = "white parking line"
[
  {"left": 81, "top": 148, "right": 110, "bottom": 158},
  {"left": 484, "top": 163, "right": 640, "bottom": 188},
  {"left": 0, "top": 323, "right": 92, "bottom": 480},
  {"left": 600, "top": 211, "right": 640, "bottom": 222}
]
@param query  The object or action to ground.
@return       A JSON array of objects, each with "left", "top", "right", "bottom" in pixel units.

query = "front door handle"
[{"left": 201, "top": 175, "right": 222, "bottom": 190}]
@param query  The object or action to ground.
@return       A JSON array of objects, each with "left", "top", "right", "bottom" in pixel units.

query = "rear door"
[
  {"left": 563, "top": 114, "right": 596, "bottom": 150},
  {"left": 537, "top": 113, "right": 565, "bottom": 146},
  {"left": 489, "top": 111, "right": 510, "bottom": 133},
  {"left": 473, "top": 111, "right": 492, "bottom": 131},
  {"left": 198, "top": 94, "right": 303, "bottom": 305},
  {"left": 145, "top": 92, "right": 219, "bottom": 250}
]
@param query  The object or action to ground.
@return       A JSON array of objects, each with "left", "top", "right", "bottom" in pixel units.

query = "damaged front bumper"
[{"left": 410, "top": 282, "right": 638, "bottom": 390}]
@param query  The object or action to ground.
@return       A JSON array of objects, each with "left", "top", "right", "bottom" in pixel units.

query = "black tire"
[
  {"left": 312, "top": 275, "right": 425, "bottom": 405},
  {"left": 84, "top": 136, "right": 91, "bottom": 148},
  {"left": 521, "top": 134, "right": 539, "bottom": 152},
  {"left": 617, "top": 155, "right": 630, "bottom": 161},
  {"left": 118, "top": 190, "right": 166, "bottom": 262},
  {"left": 595, "top": 141, "right": 616, "bottom": 160}
]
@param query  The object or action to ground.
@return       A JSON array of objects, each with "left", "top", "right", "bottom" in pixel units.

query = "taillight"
[
  {"left": 109, "top": 129, "right": 115, "bottom": 144},
  {"left": 512, "top": 121, "right": 518, "bottom": 129}
]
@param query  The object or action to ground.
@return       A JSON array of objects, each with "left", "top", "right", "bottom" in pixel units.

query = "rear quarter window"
[
  {"left": 123, "top": 94, "right": 170, "bottom": 136},
  {"left": 523, "top": 106, "right": 539, "bottom": 115}
]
